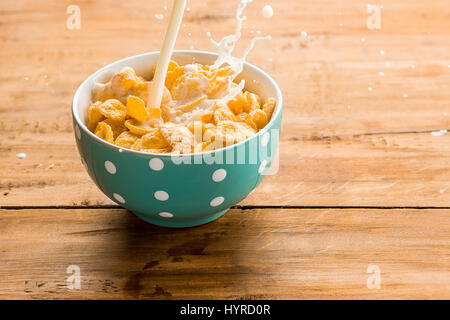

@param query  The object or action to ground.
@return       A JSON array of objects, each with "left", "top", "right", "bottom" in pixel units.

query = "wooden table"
[{"left": 1, "top": 0, "right": 449, "bottom": 299}]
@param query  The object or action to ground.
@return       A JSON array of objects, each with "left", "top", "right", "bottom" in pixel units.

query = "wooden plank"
[
  {"left": 0, "top": 0, "right": 448, "bottom": 135},
  {"left": 1, "top": 131, "right": 449, "bottom": 207},
  {"left": 1, "top": 208, "right": 449, "bottom": 299},
  {"left": 1, "top": 0, "right": 449, "bottom": 207}
]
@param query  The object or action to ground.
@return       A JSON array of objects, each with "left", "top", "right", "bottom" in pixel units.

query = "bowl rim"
[{"left": 72, "top": 50, "right": 283, "bottom": 158}]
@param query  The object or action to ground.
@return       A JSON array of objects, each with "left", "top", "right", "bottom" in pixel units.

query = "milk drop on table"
[{"left": 262, "top": 5, "right": 274, "bottom": 18}]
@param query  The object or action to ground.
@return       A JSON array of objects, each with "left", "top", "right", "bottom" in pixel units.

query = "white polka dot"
[
  {"left": 113, "top": 193, "right": 125, "bottom": 204},
  {"left": 149, "top": 158, "right": 164, "bottom": 171},
  {"left": 75, "top": 125, "right": 81, "bottom": 140},
  {"left": 258, "top": 160, "right": 267, "bottom": 174},
  {"left": 154, "top": 190, "right": 169, "bottom": 201},
  {"left": 159, "top": 212, "right": 173, "bottom": 218},
  {"left": 210, "top": 196, "right": 224, "bottom": 207},
  {"left": 212, "top": 169, "right": 227, "bottom": 182},
  {"left": 104, "top": 161, "right": 116, "bottom": 174},
  {"left": 261, "top": 132, "right": 270, "bottom": 147}
]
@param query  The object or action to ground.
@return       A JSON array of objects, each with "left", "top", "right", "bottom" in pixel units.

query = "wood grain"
[
  {"left": 1, "top": 208, "right": 449, "bottom": 299},
  {"left": 0, "top": 0, "right": 449, "bottom": 207},
  {"left": 0, "top": 0, "right": 449, "bottom": 300},
  {"left": 2, "top": 131, "right": 450, "bottom": 207}
]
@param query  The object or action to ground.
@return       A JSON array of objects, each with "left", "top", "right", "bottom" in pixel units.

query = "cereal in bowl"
[{"left": 87, "top": 60, "right": 276, "bottom": 154}]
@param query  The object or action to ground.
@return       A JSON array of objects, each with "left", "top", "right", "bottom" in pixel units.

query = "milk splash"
[
  {"left": 208, "top": 0, "right": 271, "bottom": 79},
  {"left": 207, "top": 0, "right": 272, "bottom": 103}
]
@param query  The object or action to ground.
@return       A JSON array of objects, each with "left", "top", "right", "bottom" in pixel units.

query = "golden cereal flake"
[
  {"left": 124, "top": 119, "right": 157, "bottom": 136},
  {"left": 243, "top": 92, "right": 261, "bottom": 113},
  {"left": 88, "top": 101, "right": 104, "bottom": 132},
  {"left": 99, "top": 99, "right": 127, "bottom": 121},
  {"left": 250, "top": 109, "right": 269, "bottom": 129},
  {"left": 227, "top": 92, "right": 246, "bottom": 115},
  {"left": 130, "top": 81, "right": 172, "bottom": 107},
  {"left": 132, "top": 130, "right": 170, "bottom": 151},
  {"left": 236, "top": 112, "right": 257, "bottom": 130},
  {"left": 94, "top": 121, "right": 114, "bottom": 143},
  {"left": 115, "top": 131, "right": 140, "bottom": 149},
  {"left": 103, "top": 118, "right": 127, "bottom": 139},
  {"left": 207, "top": 66, "right": 233, "bottom": 98},
  {"left": 126, "top": 95, "right": 149, "bottom": 123},
  {"left": 262, "top": 97, "right": 276, "bottom": 120},
  {"left": 211, "top": 120, "right": 257, "bottom": 146},
  {"left": 160, "top": 123, "right": 195, "bottom": 154},
  {"left": 111, "top": 67, "right": 144, "bottom": 98},
  {"left": 175, "top": 94, "right": 208, "bottom": 114},
  {"left": 87, "top": 60, "right": 277, "bottom": 154},
  {"left": 213, "top": 105, "right": 237, "bottom": 124},
  {"left": 153, "top": 60, "right": 185, "bottom": 90}
]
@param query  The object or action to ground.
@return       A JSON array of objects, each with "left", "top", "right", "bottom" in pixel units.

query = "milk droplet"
[
  {"left": 163, "top": 5, "right": 167, "bottom": 10},
  {"left": 301, "top": 31, "right": 307, "bottom": 37},
  {"left": 380, "top": 50, "right": 385, "bottom": 55},
  {"left": 339, "top": 23, "right": 343, "bottom": 27},
  {"left": 16, "top": 153, "right": 27, "bottom": 159},
  {"left": 206, "top": 31, "right": 211, "bottom": 37},
  {"left": 262, "top": 5, "right": 274, "bottom": 18},
  {"left": 186, "top": 7, "right": 190, "bottom": 12},
  {"left": 403, "top": 93, "right": 409, "bottom": 98},
  {"left": 411, "top": 64, "right": 415, "bottom": 69},
  {"left": 385, "top": 61, "right": 391, "bottom": 67},
  {"left": 431, "top": 129, "right": 447, "bottom": 137},
  {"left": 154, "top": 13, "right": 164, "bottom": 20},
  {"left": 256, "top": 30, "right": 262, "bottom": 35},
  {"left": 24, "top": 77, "right": 29, "bottom": 81},
  {"left": 379, "top": 72, "right": 384, "bottom": 76},
  {"left": 361, "top": 37, "right": 366, "bottom": 42},
  {"left": 368, "top": 87, "right": 373, "bottom": 92}
]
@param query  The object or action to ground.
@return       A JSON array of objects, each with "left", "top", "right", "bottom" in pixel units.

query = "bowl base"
[{"left": 132, "top": 208, "right": 230, "bottom": 228}]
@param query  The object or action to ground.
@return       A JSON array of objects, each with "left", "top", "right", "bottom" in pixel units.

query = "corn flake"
[
  {"left": 115, "top": 131, "right": 140, "bottom": 149},
  {"left": 99, "top": 99, "right": 127, "bottom": 121},
  {"left": 94, "top": 121, "right": 114, "bottom": 143},
  {"left": 86, "top": 61, "right": 276, "bottom": 154},
  {"left": 88, "top": 101, "right": 104, "bottom": 131},
  {"left": 126, "top": 95, "right": 149, "bottom": 122},
  {"left": 124, "top": 119, "right": 157, "bottom": 135}
]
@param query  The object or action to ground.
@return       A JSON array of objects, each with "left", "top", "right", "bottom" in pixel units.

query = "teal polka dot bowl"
[{"left": 72, "top": 51, "right": 282, "bottom": 228}]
